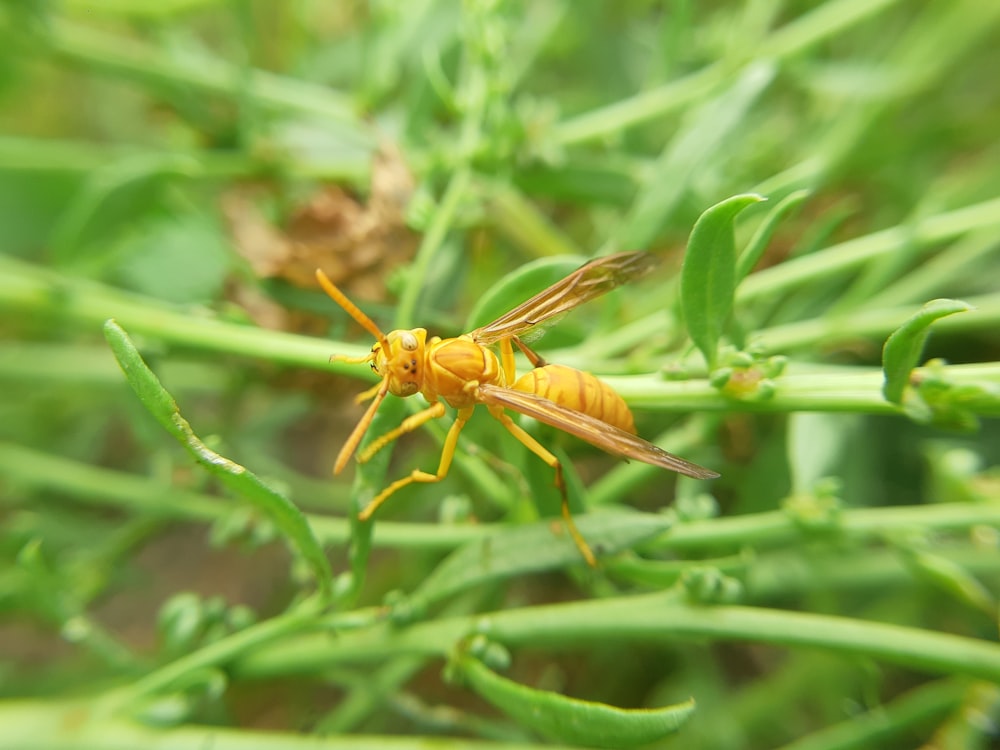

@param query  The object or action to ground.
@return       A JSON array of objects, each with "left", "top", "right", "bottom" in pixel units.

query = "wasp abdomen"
[{"left": 512, "top": 364, "right": 636, "bottom": 434}]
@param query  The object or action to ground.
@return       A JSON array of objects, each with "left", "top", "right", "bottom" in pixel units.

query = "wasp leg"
[
  {"left": 488, "top": 407, "right": 597, "bottom": 567},
  {"left": 357, "top": 401, "right": 447, "bottom": 464},
  {"left": 500, "top": 338, "right": 517, "bottom": 384},
  {"left": 513, "top": 336, "right": 548, "bottom": 368},
  {"left": 358, "top": 405, "right": 473, "bottom": 521}
]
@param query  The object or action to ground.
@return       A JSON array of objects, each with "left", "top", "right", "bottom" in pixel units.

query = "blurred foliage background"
[{"left": 1, "top": 1, "right": 1000, "bottom": 749}]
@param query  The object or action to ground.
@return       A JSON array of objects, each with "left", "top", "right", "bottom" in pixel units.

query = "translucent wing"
[
  {"left": 470, "top": 251, "right": 660, "bottom": 345},
  {"left": 477, "top": 384, "right": 719, "bottom": 480}
]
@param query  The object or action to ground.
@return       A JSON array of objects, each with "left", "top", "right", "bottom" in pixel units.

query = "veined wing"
[
  {"left": 471, "top": 251, "right": 660, "bottom": 345},
  {"left": 478, "top": 383, "right": 719, "bottom": 480}
]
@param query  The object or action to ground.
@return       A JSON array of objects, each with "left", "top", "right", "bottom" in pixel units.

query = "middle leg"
[
  {"left": 359, "top": 405, "right": 474, "bottom": 521},
  {"left": 358, "top": 401, "right": 447, "bottom": 464}
]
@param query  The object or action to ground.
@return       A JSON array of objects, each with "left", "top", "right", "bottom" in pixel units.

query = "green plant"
[{"left": 1, "top": 2, "right": 999, "bottom": 748}]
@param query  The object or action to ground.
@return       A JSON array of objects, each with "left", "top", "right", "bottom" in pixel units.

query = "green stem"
[
  {"left": 5, "top": 248, "right": 997, "bottom": 417},
  {"left": 0, "top": 135, "right": 371, "bottom": 184},
  {"left": 394, "top": 168, "right": 473, "bottom": 328},
  {"left": 552, "top": 65, "right": 720, "bottom": 145},
  {"left": 0, "top": 441, "right": 488, "bottom": 551},
  {"left": 98, "top": 598, "right": 324, "bottom": 714},
  {"left": 235, "top": 594, "right": 1000, "bottom": 683},
  {"left": 551, "top": 0, "right": 901, "bottom": 144},
  {"left": 754, "top": 293, "right": 1000, "bottom": 354},
  {"left": 482, "top": 181, "right": 583, "bottom": 258},
  {"left": 4, "top": 442, "right": 998, "bottom": 554},
  {"left": 754, "top": 0, "right": 901, "bottom": 59},
  {"left": 44, "top": 19, "right": 371, "bottom": 144},
  {"left": 660, "top": 503, "right": 1000, "bottom": 553},
  {"left": 606, "top": 362, "right": 1000, "bottom": 415},
  {"left": 393, "top": 3, "right": 502, "bottom": 328},
  {"left": 0, "top": 255, "right": 371, "bottom": 375},
  {"left": 774, "top": 679, "right": 966, "bottom": 750},
  {"left": 0, "top": 701, "right": 560, "bottom": 750},
  {"left": 738, "top": 196, "right": 1000, "bottom": 304}
]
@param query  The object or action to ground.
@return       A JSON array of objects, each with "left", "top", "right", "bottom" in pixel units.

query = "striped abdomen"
[{"left": 511, "top": 364, "right": 636, "bottom": 433}]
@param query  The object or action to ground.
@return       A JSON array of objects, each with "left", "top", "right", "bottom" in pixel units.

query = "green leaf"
[
  {"left": 103, "top": 319, "right": 334, "bottom": 601},
  {"left": 681, "top": 194, "right": 764, "bottom": 369},
  {"left": 409, "top": 510, "right": 673, "bottom": 610},
  {"left": 49, "top": 153, "right": 197, "bottom": 266},
  {"left": 736, "top": 189, "right": 810, "bottom": 282},
  {"left": 464, "top": 254, "right": 585, "bottom": 333},
  {"left": 902, "top": 548, "right": 997, "bottom": 617},
  {"left": 881, "top": 299, "right": 972, "bottom": 404},
  {"left": 453, "top": 650, "right": 695, "bottom": 748}
]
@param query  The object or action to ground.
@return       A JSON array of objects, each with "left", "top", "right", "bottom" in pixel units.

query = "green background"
[{"left": 1, "top": 2, "right": 999, "bottom": 749}]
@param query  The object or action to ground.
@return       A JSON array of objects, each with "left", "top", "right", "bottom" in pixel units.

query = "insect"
[{"left": 316, "top": 251, "right": 718, "bottom": 566}]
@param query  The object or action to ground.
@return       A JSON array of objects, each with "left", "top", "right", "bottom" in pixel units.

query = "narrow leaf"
[
  {"left": 903, "top": 548, "right": 997, "bottom": 617},
  {"left": 410, "top": 510, "right": 673, "bottom": 609},
  {"left": 50, "top": 153, "right": 196, "bottom": 265},
  {"left": 455, "top": 652, "right": 695, "bottom": 748},
  {"left": 681, "top": 194, "right": 764, "bottom": 368},
  {"left": 618, "top": 62, "right": 774, "bottom": 249},
  {"left": 736, "top": 189, "right": 810, "bottom": 282},
  {"left": 881, "top": 299, "right": 972, "bottom": 404},
  {"left": 103, "top": 319, "right": 334, "bottom": 601}
]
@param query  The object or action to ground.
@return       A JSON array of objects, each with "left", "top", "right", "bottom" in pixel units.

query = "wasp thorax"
[{"left": 378, "top": 328, "right": 427, "bottom": 397}]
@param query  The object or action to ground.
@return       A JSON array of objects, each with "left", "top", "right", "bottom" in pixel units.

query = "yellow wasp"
[{"left": 316, "top": 251, "right": 718, "bottom": 566}]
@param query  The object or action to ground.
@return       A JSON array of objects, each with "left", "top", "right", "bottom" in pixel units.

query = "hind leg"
[{"left": 489, "top": 407, "right": 597, "bottom": 567}]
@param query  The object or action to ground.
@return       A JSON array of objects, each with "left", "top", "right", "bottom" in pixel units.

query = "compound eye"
[{"left": 399, "top": 332, "right": 418, "bottom": 351}]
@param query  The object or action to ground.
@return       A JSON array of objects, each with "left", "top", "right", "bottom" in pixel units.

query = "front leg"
[{"left": 357, "top": 401, "right": 447, "bottom": 464}]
